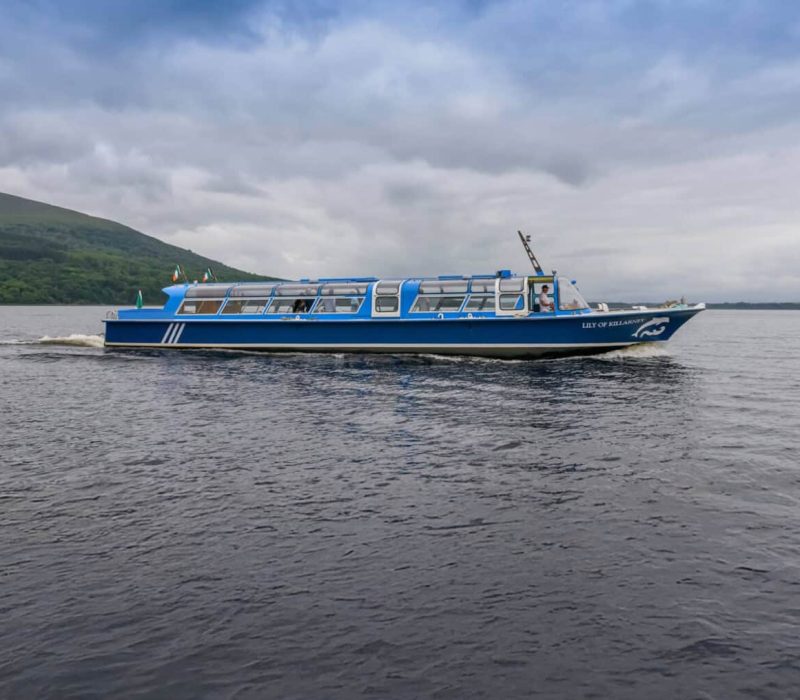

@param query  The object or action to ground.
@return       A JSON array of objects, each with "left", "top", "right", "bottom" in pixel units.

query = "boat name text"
[{"left": 582, "top": 317, "right": 645, "bottom": 329}]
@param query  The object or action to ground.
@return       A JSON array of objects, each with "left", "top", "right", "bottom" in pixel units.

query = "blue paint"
[{"left": 105, "top": 273, "right": 704, "bottom": 358}]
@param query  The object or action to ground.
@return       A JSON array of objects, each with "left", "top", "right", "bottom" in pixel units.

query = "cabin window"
[
  {"left": 419, "top": 280, "right": 468, "bottom": 294},
  {"left": 464, "top": 295, "right": 496, "bottom": 311},
  {"left": 222, "top": 299, "right": 269, "bottom": 314},
  {"left": 470, "top": 279, "right": 496, "bottom": 293},
  {"left": 316, "top": 297, "right": 365, "bottom": 313},
  {"left": 499, "top": 294, "right": 523, "bottom": 311},
  {"left": 437, "top": 296, "right": 465, "bottom": 311},
  {"left": 557, "top": 278, "right": 590, "bottom": 311},
  {"left": 499, "top": 277, "right": 524, "bottom": 293},
  {"left": 375, "top": 282, "right": 400, "bottom": 295},
  {"left": 178, "top": 299, "right": 224, "bottom": 314},
  {"left": 375, "top": 296, "right": 398, "bottom": 312},
  {"left": 267, "top": 298, "right": 314, "bottom": 313},
  {"left": 411, "top": 296, "right": 465, "bottom": 312},
  {"left": 529, "top": 279, "right": 555, "bottom": 312}
]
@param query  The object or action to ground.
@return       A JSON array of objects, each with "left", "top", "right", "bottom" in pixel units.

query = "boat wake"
[
  {"left": 598, "top": 343, "right": 669, "bottom": 360},
  {"left": 1, "top": 334, "right": 104, "bottom": 348},
  {"left": 36, "top": 334, "right": 105, "bottom": 348}
]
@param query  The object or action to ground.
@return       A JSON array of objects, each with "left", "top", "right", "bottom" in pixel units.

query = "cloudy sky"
[{"left": 2, "top": 0, "right": 799, "bottom": 301}]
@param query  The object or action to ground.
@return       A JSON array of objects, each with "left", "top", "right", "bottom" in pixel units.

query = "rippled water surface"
[{"left": 2, "top": 307, "right": 799, "bottom": 699}]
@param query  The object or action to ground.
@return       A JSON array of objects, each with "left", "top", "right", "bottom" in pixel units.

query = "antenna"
[{"left": 517, "top": 230, "right": 543, "bottom": 274}]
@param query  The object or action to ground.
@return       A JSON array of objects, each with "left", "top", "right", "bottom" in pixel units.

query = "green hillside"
[{"left": 0, "top": 192, "right": 275, "bottom": 304}]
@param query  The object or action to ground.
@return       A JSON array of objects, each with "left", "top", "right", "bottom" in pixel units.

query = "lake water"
[{"left": 1, "top": 307, "right": 799, "bottom": 699}]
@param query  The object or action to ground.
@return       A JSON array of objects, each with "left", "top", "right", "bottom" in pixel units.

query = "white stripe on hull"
[
  {"left": 160, "top": 322, "right": 186, "bottom": 345},
  {"left": 160, "top": 323, "right": 175, "bottom": 344},
  {"left": 170, "top": 322, "right": 185, "bottom": 344}
]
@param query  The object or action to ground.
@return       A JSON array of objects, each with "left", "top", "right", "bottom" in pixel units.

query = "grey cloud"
[
  {"left": 201, "top": 174, "right": 267, "bottom": 197},
  {"left": 383, "top": 181, "right": 441, "bottom": 206},
  {"left": 0, "top": 4, "right": 799, "bottom": 301},
  {"left": 0, "top": 115, "right": 93, "bottom": 167}
]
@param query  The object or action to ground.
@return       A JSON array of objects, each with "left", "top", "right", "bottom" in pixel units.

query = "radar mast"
[{"left": 517, "top": 230, "right": 544, "bottom": 274}]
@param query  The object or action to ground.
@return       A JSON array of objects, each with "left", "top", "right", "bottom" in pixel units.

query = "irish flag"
[
  {"left": 135, "top": 290, "right": 143, "bottom": 309},
  {"left": 202, "top": 267, "right": 215, "bottom": 283},
  {"left": 172, "top": 264, "right": 182, "bottom": 282}
]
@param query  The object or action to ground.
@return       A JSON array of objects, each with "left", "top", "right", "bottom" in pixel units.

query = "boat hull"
[{"left": 103, "top": 306, "right": 703, "bottom": 359}]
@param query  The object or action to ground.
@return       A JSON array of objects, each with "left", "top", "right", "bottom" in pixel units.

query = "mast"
[{"left": 517, "top": 230, "right": 544, "bottom": 274}]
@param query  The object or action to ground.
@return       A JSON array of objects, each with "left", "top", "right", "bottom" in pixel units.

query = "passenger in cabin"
[
  {"left": 292, "top": 298, "right": 309, "bottom": 313},
  {"left": 538, "top": 285, "right": 554, "bottom": 312}
]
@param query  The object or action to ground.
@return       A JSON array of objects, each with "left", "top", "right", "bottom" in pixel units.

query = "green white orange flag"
[
  {"left": 135, "top": 289, "right": 143, "bottom": 308},
  {"left": 202, "top": 267, "right": 215, "bottom": 283},
  {"left": 172, "top": 264, "right": 182, "bottom": 282}
]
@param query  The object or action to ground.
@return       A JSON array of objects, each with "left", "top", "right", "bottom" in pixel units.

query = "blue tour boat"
[{"left": 103, "top": 237, "right": 704, "bottom": 358}]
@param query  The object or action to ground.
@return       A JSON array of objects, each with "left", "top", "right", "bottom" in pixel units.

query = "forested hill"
[{"left": 0, "top": 192, "right": 274, "bottom": 304}]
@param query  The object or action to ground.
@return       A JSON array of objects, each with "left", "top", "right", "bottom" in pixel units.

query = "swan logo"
[{"left": 632, "top": 316, "right": 670, "bottom": 338}]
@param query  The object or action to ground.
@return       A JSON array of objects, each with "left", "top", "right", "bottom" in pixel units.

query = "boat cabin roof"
[
  {"left": 172, "top": 270, "right": 548, "bottom": 298},
  {"left": 115, "top": 269, "right": 592, "bottom": 320}
]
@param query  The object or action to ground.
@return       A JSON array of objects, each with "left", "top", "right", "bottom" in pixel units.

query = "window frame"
[
  {"left": 418, "top": 280, "right": 469, "bottom": 295},
  {"left": 469, "top": 279, "right": 496, "bottom": 294},
  {"left": 221, "top": 298, "right": 270, "bottom": 315},
  {"left": 371, "top": 280, "right": 402, "bottom": 317},
  {"left": 498, "top": 277, "right": 525, "bottom": 293},
  {"left": 556, "top": 277, "right": 590, "bottom": 312},
  {"left": 463, "top": 294, "right": 496, "bottom": 312},
  {"left": 410, "top": 295, "right": 467, "bottom": 313},
  {"left": 498, "top": 293, "right": 524, "bottom": 311},
  {"left": 313, "top": 296, "right": 366, "bottom": 314},
  {"left": 177, "top": 298, "right": 225, "bottom": 315},
  {"left": 266, "top": 297, "right": 317, "bottom": 314},
  {"left": 529, "top": 280, "right": 554, "bottom": 314}
]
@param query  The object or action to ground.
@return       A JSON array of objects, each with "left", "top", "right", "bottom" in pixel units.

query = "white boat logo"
[{"left": 632, "top": 316, "right": 670, "bottom": 338}]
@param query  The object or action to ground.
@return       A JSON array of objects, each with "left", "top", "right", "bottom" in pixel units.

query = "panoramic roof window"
[
  {"left": 229, "top": 285, "right": 277, "bottom": 298},
  {"left": 499, "top": 277, "right": 524, "bottom": 293},
  {"left": 184, "top": 285, "right": 231, "bottom": 298},
  {"left": 320, "top": 284, "right": 368, "bottom": 296},
  {"left": 375, "top": 282, "right": 400, "bottom": 295},
  {"left": 276, "top": 284, "right": 319, "bottom": 297},
  {"left": 470, "top": 279, "right": 496, "bottom": 293},
  {"left": 419, "top": 280, "right": 468, "bottom": 294}
]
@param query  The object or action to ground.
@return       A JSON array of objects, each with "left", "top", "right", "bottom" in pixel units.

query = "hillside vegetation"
[{"left": 0, "top": 192, "right": 274, "bottom": 304}]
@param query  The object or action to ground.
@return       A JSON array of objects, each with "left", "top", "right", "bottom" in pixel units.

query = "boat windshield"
[{"left": 557, "top": 278, "right": 589, "bottom": 311}]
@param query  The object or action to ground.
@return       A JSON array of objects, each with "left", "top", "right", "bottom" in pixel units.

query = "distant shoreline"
[
  {"left": 702, "top": 303, "right": 800, "bottom": 310},
  {"left": 602, "top": 303, "right": 800, "bottom": 310}
]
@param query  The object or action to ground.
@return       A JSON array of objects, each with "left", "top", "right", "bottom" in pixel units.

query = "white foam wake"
[
  {"left": 37, "top": 334, "right": 105, "bottom": 348},
  {"left": 599, "top": 342, "right": 669, "bottom": 360}
]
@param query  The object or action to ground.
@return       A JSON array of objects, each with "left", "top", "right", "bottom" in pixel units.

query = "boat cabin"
[{"left": 121, "top": 273, "right": 591, "bottom": 320}]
